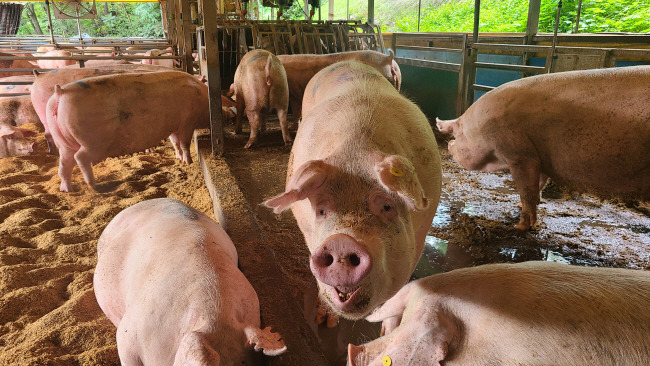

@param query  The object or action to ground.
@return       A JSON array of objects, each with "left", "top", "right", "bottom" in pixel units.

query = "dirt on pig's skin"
[{"left": 0, "top": 126, "right": 213, "bottom": 366}]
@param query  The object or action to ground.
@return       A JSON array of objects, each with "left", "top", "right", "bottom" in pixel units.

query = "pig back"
[{"left": 55, "top": 71, "right": 208, "bottom": 158}]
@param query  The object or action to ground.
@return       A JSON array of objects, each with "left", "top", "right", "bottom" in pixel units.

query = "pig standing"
[
  {"left": 232, "top": 49, "right": 291, "bottom": 149},
  {"left": 264, "top": 61, "right": 441, "bottom": 320},
  {"left": 0, "top": 124, "right": 36, "bottom": 157},
  {"left": 141, "top": 49, "right": 177, "bottom": 68},
  {"left": 0, "top": 52, "right": 38, "bottom": 78},
  {"left": 31, "top": 67, "right": 162, "bottom": 154},
  {"left": 349, "top": 261, "right": 650, "bottom": 366},
  {"left": 94, "top": 198, "right": 286, "bottom": 365},
  {"left": 36, "top": 50, "right": 77, "bottom": 69},
  {"left": 437, "top": 66, "right": 650, "bottom": 230},
  {"left": 277, "top": 50, "right": 401, "bottom": 126},
  {"left": 0, "top": 96, "right": 40, "bottom": 127},
  {"left": 47, "top": 71, "right": 208, "bottom": 192}
]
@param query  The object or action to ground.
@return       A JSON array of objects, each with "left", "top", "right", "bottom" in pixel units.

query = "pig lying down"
[
  {"left": 46, "top": 71, "right": 208, "bottom": 192},
  {"left": 232, "top": 49, "right": 291, "bottom": 149},
  {"left": 437, "top": 66, "right": 650, "bottom": 230},
  {"left": 94, "top": 198, "right": 286, "bottom": 365},
  {"left": 0, "top": 124, "right": 36, "bottom": 158},
  {"left": 349, "top": 261, "right": 650, "bottom": 366},
  {"left": 265, "top": 61, "right": 442, "bottom": 319}
]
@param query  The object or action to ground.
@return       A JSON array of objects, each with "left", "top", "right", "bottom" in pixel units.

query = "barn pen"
[{"left": 0, "top": 0, "right": 648, "bottom": 365}]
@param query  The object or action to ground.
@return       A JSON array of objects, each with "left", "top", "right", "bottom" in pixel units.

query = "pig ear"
[
  {"left": 263, "top": 160, "right": 331, "bottom": 214},
  {"left": 244, "top": 326, "right": 287, "bottom": 356},
  {"left": 436, "top": 117, "right": 457, "bottom": 134},
  {"left": 366, "top": 281, "right": 414, "bottom": 323},
  {"left": 0, "top": 125, "right": 15, "bottom": 137},
  {"left": 17, "top": 128, "right": 38, "bottom": 138},
  {"left": 375, "top": 155, "right": 428, "bottom": 211},
  {"left": 347, "top": 344, "right": 366, "bottom": 366}
]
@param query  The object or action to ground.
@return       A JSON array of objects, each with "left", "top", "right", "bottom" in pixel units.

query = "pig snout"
[{"left": 310, "top": 234, "right": 372, "bottom": 291}]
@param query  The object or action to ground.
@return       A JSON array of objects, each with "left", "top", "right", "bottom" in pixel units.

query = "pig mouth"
[{"left": 326, "top": 285, "right": 365, "bottom": 313}]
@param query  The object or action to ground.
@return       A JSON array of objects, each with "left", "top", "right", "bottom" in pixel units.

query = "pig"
[
  {"left": 46, "top": 71, "right": 209, "bottom": 192},
  {"left": 0, "top": 124, "right": 36, "bottom": 157},
  {"left": 264, "top": 61, "right": 441, "bottom": 320},
  {"left": 0, "top": 52, "right": 38, "bottom": 78},
  {"left": 0, "top": 75, "right": 34, "bottom": 96},
  {"left": 0, "top": 96, "right": 40, "bottom": 127},
  {"left": 35, "top": 50, "right": 77, "bottom": 69},
  {"left": 141, "top": 48, "right": 177, "bottom": 68},
  {"left": 348, "top": 261, "right": 650, "bottom": 366},
  {"left": 31, "top": 67, "right": 163, "bottom": 154},
  {"left": 436, "top": 66, "right": 650, "bottom": 230},
  {"left": 277, "top": 50, "right": 401, "bottom": 127},
  {"left": 94, "top": 198, "right": 287, "bottom": 365},
  {"left": 232, "top": 49, "right": 291, "bottom": 149}
]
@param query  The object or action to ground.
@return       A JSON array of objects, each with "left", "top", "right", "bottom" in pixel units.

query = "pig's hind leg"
[
  {"left": 173, "top": 331, "right": 220, "bottom": 365},
  {"left": 508, "top": 157, "right": 543, "bottom": 231},
  {"left": 234, "top": 94, "right": 245, "bottom": 135},
  {"left": 277, "top": 108, "right": 292, "bottom": 146},
  {"left": 58, "top": 147, "right": 77, "bottom": 192},
  {"left": 244, "top": 109, "right": 262, "bottom": 149},
  {"left": 116, "top": 320, "right": 143, "bottom": 366},
  {"left": 73, "top": 147, "right": 97, "bottom": 188}
]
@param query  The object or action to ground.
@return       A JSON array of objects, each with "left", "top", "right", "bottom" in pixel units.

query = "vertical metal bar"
[
  {"left": 200, "top": 0, "right": 224, "bottom": 155},
  {"left": 180, "top": 0, "right": 194, "bottom": 74},
  {"left": 549, "top": 0, "right": 562, "bottom": 73},
  {"left": 329, "top": 0, "right": 334, "bottom": 20},
  {"left": 472, "top": 0, "right": 480, "bottom": 44},
  {"left": 417, "top": 0, "right": 422, "bottom": 32},
  {"left": 368, "top": 0, "right": 374, "bottom": 24},
  {"left": 44, "top": 0, "right": 55, "bottom": 45},
  {"left": 575, "top": 0, "right": 583, "bottom": 33}
]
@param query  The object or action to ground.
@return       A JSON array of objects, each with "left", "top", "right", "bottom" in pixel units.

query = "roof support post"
[
  {"left": 368, "top": 0, "right": 374, "bottom": 24},
  {"left": 180, "top": 0, "right": 194, "bottom": 74}
]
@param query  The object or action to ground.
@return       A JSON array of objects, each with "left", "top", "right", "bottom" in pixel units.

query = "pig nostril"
[
  {"left": 349, "top": 254, "right": 360, "bottom": 266},
  {"left": 324, "top": 254, "right": 334, "bottom": 266}
]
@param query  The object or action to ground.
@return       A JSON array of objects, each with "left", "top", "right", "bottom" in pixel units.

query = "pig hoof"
[
  {"left": 515, "top": 222, "right": 531, "bottom": 231},
  {"left": 60, "top": 182, "right": 75, "bottom": 192},
  {"left": 244, "top": 142, "right": 255, "bottom": 149}
]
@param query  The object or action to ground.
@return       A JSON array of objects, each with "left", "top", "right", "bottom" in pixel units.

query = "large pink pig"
[
  {"left": 0, "top": 96, "right": 39, "bottom": 127},
  {"left": 94, "top": 198, "right": 286, "bottom": 365},
  {"left": 349, "top": 261, "right": 650, "bottom": 366},
  {"left": 277, "top": 50, "right": 401, "bottom": 126},
  {"left": 47, "top": 71, "right": 208, "bottom": 192},
  {"left": 264, "top": 61, "right": 441, "bottom": 320},
  {"left": 0, "top": 124, "right": 36, "bottom": 157},
  {"left": 232, "top": 49, "right": 291, "bottom": 149},
  {"left": 437, "top": 66, "right": 650, "bottom": 230},
  {"left": 0, "top": 52, "right": 38, "bottom": 78},
  {"left": 141, "top": 48, "right": 177, "bottom": 68},
  {"left": 35, "top": 50, "right": 77, "bottom": 69}
]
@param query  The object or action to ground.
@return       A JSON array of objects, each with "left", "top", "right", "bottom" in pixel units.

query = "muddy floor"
[
  {"left": 0, "top": 126, "right": 213, "bottom": 365},
  {"left": 224, "top": 120, "right": 650, "bottom": 364}
]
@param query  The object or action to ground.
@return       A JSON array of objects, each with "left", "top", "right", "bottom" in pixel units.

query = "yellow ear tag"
[
  {"left": 382, "top": 356, "right": 392, "bottom": 366},
  {"left": 390, "top": 167, "right": 403, "bottom": 177}
]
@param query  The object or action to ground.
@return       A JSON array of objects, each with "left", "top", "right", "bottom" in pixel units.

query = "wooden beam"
[
  {"left": 525, "top": 0, "right": 542, "bottom": 44},
  {"left": 368, "top": 0, "right": 374, "bottom": 24},
  {"left": 179, "top": 0, "right": 193, "bottom": 74}
]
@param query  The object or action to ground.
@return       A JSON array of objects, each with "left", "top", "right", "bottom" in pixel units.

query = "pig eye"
[
  {"left": 383, "top": 205, "right": 391, "bottom": 212},
  {"left": 318, "top": 209, "right": 326, "bottom": 216}
]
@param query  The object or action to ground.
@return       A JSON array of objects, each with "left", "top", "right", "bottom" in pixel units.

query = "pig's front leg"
[
  {"left": 289, "top": 95, "right": 301, "bottom": 131},
  {"left": 509, "top": 158, "right": 542, "bottom": 230}
]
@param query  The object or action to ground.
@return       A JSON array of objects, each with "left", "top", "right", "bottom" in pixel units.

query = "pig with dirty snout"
[
  {"left": 349, "top": 261, "right": 650, "bottom": 366},
  {"left": 232, "top": 49, "right": 291, "bottom": 149},
  {"left": 47, "top": 71, "right": 209, "bottom": 192},
  {"left": 264, "top": 61, "right": 441, "bottom": 320},
  {"left": 437, "top": 66, "right": 650, "bottom": 230},
  {"left": 94, "top": 198, "right": 287, "bottom": 365},
  {"left": 0, "top": 124, "right": 36, "bottom": 158}
]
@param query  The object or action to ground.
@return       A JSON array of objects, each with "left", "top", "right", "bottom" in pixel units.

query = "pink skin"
[
  {"left": 277, "top": 50, "right": 401, "bottom": 128},
  {"left": 264, "top": 61, "right": 441, "bottom": 320},
  {"left": 0, "top": 52, "right": 39, "bottom": 78},
  {"left": 46, "top": 71, "right": 209, "bottom": 192},
  {"left": 232, "top": 49, "right": 291, "bottom": 149},
  {"left": 436, "top": 66, "right": 650, "bottom": 231},
  {"left": 349, "top": 262, "right": 650, "bottom": 366},
  {"left": 94, "top": 198, "right": 286, "bottom": 366},
  {"left": 0, "top": 96, "right": 40, "bottom": 127},
  {"left": 0, "top": 124, "right": 36, "bottom": 157},
  {"left": 31, "top": 67, "right": 164, "bottom": 155},
  {"left": 141, "top": 49, "right": 177, "bottom": 68},
  {"left": 35, "top": 50, "right": 77, "bottom": 69},
  {"left": 0, "top": 75, "right": 34, "bottom": 95}
]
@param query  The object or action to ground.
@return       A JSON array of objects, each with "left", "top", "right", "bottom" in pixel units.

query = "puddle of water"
[
  {"left": 425, "top": 235, "right": 448, "bottom": 255},
  {"left": 499, "top": 247, "right": 571, "bottom": 264}
]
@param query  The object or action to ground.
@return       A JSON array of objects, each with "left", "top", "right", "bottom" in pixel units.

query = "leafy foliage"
[{"left": 17, "top": 2, "right": 163, "bottom": 38}]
